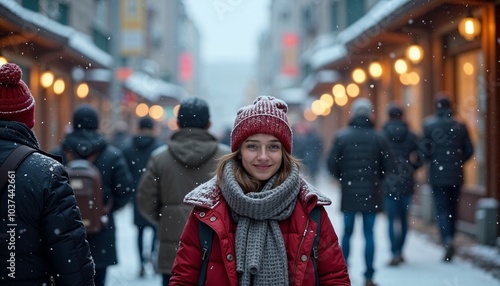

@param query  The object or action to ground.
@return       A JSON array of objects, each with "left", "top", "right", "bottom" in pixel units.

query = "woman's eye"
[
  {"left": 246, "top": 144, "right": 257, "bottom": 149},
  {"left": 269, "top": 144, "right": 281, "bottom": 150}
]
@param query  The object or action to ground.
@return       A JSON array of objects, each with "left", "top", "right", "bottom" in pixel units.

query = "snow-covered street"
[{"left": 106, "top": 172, "right": 500, "bottom": 286}]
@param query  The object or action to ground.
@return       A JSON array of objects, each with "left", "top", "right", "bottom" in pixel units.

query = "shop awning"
[
  {"left": 306, "top": 0, "right": 417, "bottom": 71},
  {"left": 0, "top": 1, "right": 113, "bottom": 69},
  {"left": 302, "top": 70, "right": 341, "bottom": 96},
  {"left": 124, "top": 71, "right": 187, "bottom": 105},
  {"left": 278, "top": 87, "right": 308, "bottom": 106}
]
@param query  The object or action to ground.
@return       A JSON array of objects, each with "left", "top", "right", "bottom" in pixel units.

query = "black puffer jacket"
[
  {"left": 121, "top": 134, "right": 164, "bottom": 227},
  {"left": 327, "top": 116, "right": 396, "bottom": 212},
  {"left": 52, "top": 129, "right": 134, "bottom": 269},
  {"left": 381, "top": 119, "right": 423, "bottom": 196},
  {"left": 422, "top": 109, "right": 474, "bottom": 187},
  {"left": 0, "top": 121, "right": 94, "bottom": 285}
]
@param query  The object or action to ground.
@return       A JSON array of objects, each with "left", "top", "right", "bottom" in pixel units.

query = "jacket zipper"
[{"left": 291, "top": 218, "right": 310, "bottom": 286}]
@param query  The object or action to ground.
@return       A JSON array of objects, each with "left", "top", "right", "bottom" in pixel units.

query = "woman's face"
[{"left": 240, "top": 133, "right": 283, "bottom": 181}]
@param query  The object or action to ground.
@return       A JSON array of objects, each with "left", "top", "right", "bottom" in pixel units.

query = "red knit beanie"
[
  {"left": 231, "top": 96, "right": 293, "bottom": 153},
  {"left": 0, "top": 63, "right": 35, "bottom": 128}
]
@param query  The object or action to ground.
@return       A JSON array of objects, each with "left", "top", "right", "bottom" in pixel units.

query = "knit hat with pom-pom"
[
  {"left": 231, "top": 95, "right": 293, "bottom": 153},
  {"left": 0, "top": 63, "right": 35, "bottom": 128}
]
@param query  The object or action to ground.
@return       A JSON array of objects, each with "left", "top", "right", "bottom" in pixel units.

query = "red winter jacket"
[{"left": 170, "top": 178, "right": 351, "bottom": 286}]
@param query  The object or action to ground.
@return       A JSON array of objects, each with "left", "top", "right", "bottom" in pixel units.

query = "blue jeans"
[
  {"left": 432, "top": 186, "right": 460, "bottom": 245},
  {"left": 384, "top": 194, "right": 412, "bottom": 257},
  {"left": 341, "top": 211, "right": 377, "bottom": 279}
]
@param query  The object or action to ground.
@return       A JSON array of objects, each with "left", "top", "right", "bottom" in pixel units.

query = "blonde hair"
[{"left": 215, "top": 147, "right": 302, "bottom": 193}]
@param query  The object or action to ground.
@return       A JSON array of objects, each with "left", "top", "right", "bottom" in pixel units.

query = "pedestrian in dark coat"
[
  {"left": 326, "top": 97, "right": 396, "bottom": 286},
  {"left": 0, "top": 63, "right": 95, "bottom": 285},
  {"left": 52, "top": 104, "right": 134, "bottom": 286},
  {"left": 422, "top": 93, "right": 474, "bottom": 262},
  {"left": 137, "top": 97, "right": 230, "bottom": 285},
  {"left": 381, "top": 104, "right": 423, "bottom": 266},
  {"left": 121, "top": 116, "right": 164, "bottom": 277},
  {"left": 170, "top": 96, "right": 350, "bottom": 286}
]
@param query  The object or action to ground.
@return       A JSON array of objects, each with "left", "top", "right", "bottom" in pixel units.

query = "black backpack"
[{"left": 197, "top": 207, "right": 321, "bottom": 286}]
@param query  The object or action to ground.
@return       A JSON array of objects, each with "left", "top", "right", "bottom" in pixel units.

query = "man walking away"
[
  {"left": 422, "top": 93, "right": 474, "bottom": 262},
  {"left": 382, "top": 104, "right": 423, "bottom": 266},
  {"left": 52, "top": 104, "right": 134, "bottom": 286}
]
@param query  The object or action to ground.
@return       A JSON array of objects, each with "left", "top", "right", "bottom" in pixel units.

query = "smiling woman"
[{"left": 169, "top": 96, "right": 351, "bottom": 286}]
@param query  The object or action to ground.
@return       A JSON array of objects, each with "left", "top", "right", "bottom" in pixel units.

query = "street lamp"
[
  {"left": 458, "top": 9, "right": 481, "bottom": 41},
  {"left": 394, "top": 59, "right": 408, "bottom": 75},
  {"left": 53, "top": 78, "right": 65, "bottom": 95},
  {"left": 406, "top": 44, "right": 424, "bottom": 64},
  {"left": 40, "top": 71, "right": 54, "bottom": 88},
  {"left": 352, "top": 68, "right": 366, "bottom": 84},
  {"left": 76, "top": 82, "right": 89, "bottom": 98},
  {"left": 368, "top": 61, "right": 383, "bottom": 79}
]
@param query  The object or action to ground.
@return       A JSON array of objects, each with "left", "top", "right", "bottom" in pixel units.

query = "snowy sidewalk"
[
  {"left": 106, "top": 173, "right": 500, "bottom": 286},
  {"left": 319, "top": 173, "right": 500, "bottom": 286}
]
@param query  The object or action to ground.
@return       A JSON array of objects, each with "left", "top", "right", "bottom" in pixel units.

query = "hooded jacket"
[
  {"left": 52, "top": 129, "right": 134, "bottom": 269},
  {"left": 327, "top": 116, "right": 396, "bottom": 212},
  {"left": 137, "top": 128, "right": 230, "bottom": 275},
  {"left": 381, "top": 119, "right": 422, "bottom": 196},
  {"left": 0, "top": 121, "right": 94, "bottom": 285},
  {"left": 169, "top": 178, "right": 350, "bottom": 286}
]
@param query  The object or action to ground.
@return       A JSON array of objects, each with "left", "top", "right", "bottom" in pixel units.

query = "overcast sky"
[{"left": 183, "top": 0, "right": 270, "bottom": 64}]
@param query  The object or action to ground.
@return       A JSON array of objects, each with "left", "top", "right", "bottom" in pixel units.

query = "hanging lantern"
[
  {"left": 458, "top": 10, "right": 481, "bottom": 41},
  {"left": 406, "top": 44, "right": 424, "bottom": 64}
]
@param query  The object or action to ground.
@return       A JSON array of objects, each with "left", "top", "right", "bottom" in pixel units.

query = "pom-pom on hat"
[
  {"left": 177, "top": 97, "right": 210, "bottom": 128},
  {"left": 0, "top": 63, "right": 35, "bottom": 128},
  {"left": 73, "top": 104, "right": 99, "bottom": 130},
  {"left": 231, "top": 95, "right": 293, "bottom": 153}
]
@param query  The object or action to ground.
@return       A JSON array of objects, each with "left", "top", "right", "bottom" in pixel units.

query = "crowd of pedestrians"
[{"left": 1, "top": 61, "right": 475, "bottom": 286}]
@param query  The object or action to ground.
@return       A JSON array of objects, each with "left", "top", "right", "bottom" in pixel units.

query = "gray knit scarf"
[{"left": 220, "top": 161, "right": 300, "bottom": 286}]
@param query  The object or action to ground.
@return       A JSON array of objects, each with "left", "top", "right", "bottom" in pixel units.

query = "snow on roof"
[
  {"left": 124, "top": 71, "right": 188, "bottom": 103},
  {"left": 309, "top": 44, "right": 347, "bottom": 71},
  {"left": 307, "top": 0, "right": 410, "bottom": 70},
  {"left": 338, "top": 0, "right": 411, "bottom": 44},
  {"left": 0, "top": 1, "right": 113, "bottom": 68},
  {"left": 301, "top": 69, "right": 341, "bottom": 94},
  {"left": 278, "top": 87, "right": 307, "bottom": 105}
]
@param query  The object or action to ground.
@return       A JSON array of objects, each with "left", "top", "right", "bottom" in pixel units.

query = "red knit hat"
[
  {"left": 231, "top": 96, "right": 293, "bottom": 153},
  {"left": 0, "top": 63, "right": 35, "bottom": 128}
]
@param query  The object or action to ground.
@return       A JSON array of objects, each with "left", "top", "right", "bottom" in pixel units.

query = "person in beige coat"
[{"left": 137, "top": 97, "right": 230, "bottom": 285}]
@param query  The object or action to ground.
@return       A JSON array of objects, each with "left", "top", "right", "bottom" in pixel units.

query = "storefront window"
[{"left": 456, "top": 50, "right": 486, "bottom": 190}]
